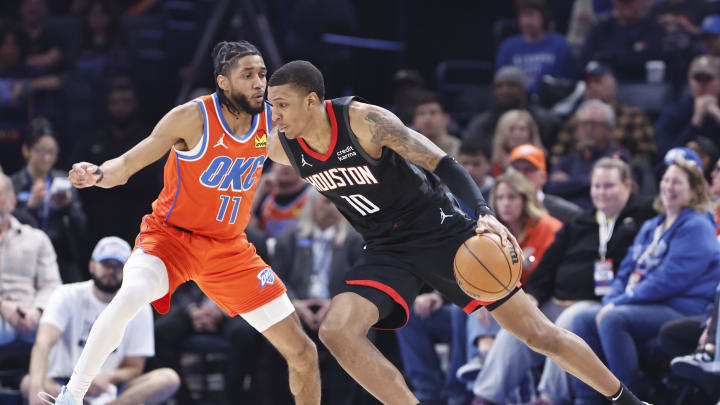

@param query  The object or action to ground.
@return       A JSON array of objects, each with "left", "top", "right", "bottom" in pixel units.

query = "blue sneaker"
[{"left": 38, "top": 386, "right": 78, "bottom": 405}]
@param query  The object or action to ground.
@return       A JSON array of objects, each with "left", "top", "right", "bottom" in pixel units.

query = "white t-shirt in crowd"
[{"left": 40, "top": 280, "right": 154, "bottom": 378}]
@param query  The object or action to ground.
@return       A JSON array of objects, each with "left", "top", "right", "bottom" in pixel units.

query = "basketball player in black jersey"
[{"left": 266, "top": 61, "right": 650, "bottom": 405}]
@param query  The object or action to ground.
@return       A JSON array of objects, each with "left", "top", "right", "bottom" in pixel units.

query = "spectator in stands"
[
  {"left": 73, "top": 82, "right": 161, "bottom": 249},
  {"left": 11, "top": 117, "right": 87, "bottom": 283},
  {"left": 551, "top": 62, "right": 656, "bottom": 166},
  {"left": 578, "top": 0, "right": 664, "bottom": 82},
  {"left": 700, "top": 15, "right": 720, "bottom": 58},
  {"left": 390, "top": 69, "right": 426, "bottom": 125},
  {"left": 18, "top": 0, "right": 63, "bottom": 73},
  {"left": 464, "top": 66, "right": 560, "bottom": 149},
  {"left": 458, "top": 142, "right": 494, "bottom": 200},
  {"left": 253, "top": 164, "right": 311, "bottom": 238},
  {"left": 411, "top": 91, "right": 461, "bottom": 157},
  {"left": 21, "top": 236, "right": 180, "bottom": 405},
  {"left": 655, "top": 55, "right": 720, "bottom": 155},
  {"left": 152, "top": 281, "right": 262, "bottom": 403},
  {"left": 508, "top": 144, "right": 582, "bottom": 223},
  {"left": 490, "top": 109, "right": 545, "bottom": 177},
  {"left": 571, "top": 156, "right": 720, "bottom": 405},
  {"left": 491, "top": 170, "right": 561, "bottom": 282},
  {"left": 546, "top": 99, "right": 630, "bottom": 209},
  {"left": 0, "top": 172, "right": 61, "bottom": 352},
  {"left": 471, "top": 157, "right": 655, "bottom": 405},
  {"left": 272, "top": 190, "right": 364, "bottom": 404},
  {"left": 496, "top": 0, "right": 571, "bottom": 93},
  {"left": 74, "top": 0, "right": 131, "bottom": 76},
  {"left": 687, "top": 136, "right": 720, "bottom": 181},
  {"left": 0, "top": 165, "right": 37, "bottom": 227}
]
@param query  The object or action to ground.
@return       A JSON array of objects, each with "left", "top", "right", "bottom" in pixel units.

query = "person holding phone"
[{"left": 10, "top": 117, "right": 87, "bottom": 283}]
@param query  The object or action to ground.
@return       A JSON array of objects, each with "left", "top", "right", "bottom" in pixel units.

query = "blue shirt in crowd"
[
  {"left": 496, "top": 33, "right": 571, "bottom": 93},
  {"left": 604, "top": 208, "right": 720, "bottom": 316}
]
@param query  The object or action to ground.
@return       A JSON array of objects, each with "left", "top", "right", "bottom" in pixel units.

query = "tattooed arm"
[{"left": 349, "top": 102, "right": 447, "bottom": 171}]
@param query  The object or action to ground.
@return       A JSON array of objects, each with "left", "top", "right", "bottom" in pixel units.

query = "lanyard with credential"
[{"left": 597, "top": 212, "right": 617, "bottom": 261}]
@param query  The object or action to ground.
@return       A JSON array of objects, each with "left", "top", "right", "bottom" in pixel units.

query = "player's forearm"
[
  {"left": 95, "top": 157, "right": 131, "bottom": 189},
  {"left": 433, "top": 155, "right": 493, "bottom": 217},
  {"left": 28, "top": 343, "right": 51, "bottom": 391}
]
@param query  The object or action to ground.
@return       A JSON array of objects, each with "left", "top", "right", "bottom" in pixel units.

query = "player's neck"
[
  {"left": 91, "top": 285, "right": 116, "bottom": 303},
  {"left": 300, "top": 108, "right": 333, "bottom": 155},
  {"left": 220, "top": 103, "right": 255, "bottom": 136}
]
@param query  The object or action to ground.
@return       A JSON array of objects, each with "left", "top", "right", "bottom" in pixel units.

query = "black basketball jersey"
[{"left": 279, "top": 96, "right": 466, "bottom": 242}]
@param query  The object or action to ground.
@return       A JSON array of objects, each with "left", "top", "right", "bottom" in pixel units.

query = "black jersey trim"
[
  {"left": 296, "top": 100, "right": 338, "bottom": 162},
  {"left": 278, "top": 132, "right": 303, "bottom": 177},
  {"left": 335, "top": 96, "right": 386, "bottom": 167}
]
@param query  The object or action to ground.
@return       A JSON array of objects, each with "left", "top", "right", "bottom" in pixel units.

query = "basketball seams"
[
  {"left": 453, "top": 258, "right": 505, "bottom": 297},
  {"left": 482, "top": 235, "right": 516, "bottom": 290},
  {"left": 455, "top": 241, "right": 511, "bottom": 294}
]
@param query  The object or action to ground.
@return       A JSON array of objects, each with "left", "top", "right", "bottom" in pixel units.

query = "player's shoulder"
[
  {"left": 159, "top": 100, "right": 204, "bottom": 135},
  {"left": 347, "top": 100, "right": 395, "bottom": 128},
  {"left": 168, "top": 100, "right": 204, "bottom": 123}
]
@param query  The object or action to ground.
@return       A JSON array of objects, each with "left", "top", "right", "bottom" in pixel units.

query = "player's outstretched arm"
[
  {"left": 351, "top": 103, "right": 446, "bottom": 171},
  {"left": 69, "top": 102, "right": 203, "bottom": 189},
  {"left": 266, "top": 127, "right": 292, "bottom": 165}
]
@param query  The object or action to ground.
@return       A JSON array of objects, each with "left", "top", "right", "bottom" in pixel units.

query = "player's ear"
[
  {"left": 306, "top": 92, "right": 321, "bottom": 109},
  {"left": 216, "top": 74, "right": 229, "bottom": 92}
]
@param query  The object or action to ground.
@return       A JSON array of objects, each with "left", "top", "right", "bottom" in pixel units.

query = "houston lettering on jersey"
[{"left": 303, "top": 165, "right": 378, "bottom": 192}]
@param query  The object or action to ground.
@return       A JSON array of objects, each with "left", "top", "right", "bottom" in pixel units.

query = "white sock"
[{"left": 65, "top": 252, "right": 169, "bottom": 402}]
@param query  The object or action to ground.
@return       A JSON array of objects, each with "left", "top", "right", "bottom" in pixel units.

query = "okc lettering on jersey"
[
  {"left": 199, "top": 155, "right": 267, "bottom": 191},
  {"left": 303, "top": 165, "right": 378, "bottom": 192}
]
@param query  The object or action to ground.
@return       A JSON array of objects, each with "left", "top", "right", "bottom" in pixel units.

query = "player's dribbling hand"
[
  {"left": 476, "top": 215, "right": 523, "bottom": 263},
  {"left": 68, "top": 162, "right": 101, "bottom": 188}
]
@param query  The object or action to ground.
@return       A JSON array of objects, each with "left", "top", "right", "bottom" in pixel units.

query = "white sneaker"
[
  {"left": 38, "top": 386, "right": 78, "bottom": 405},
  {"left": 85, "top": 384, "right": 117, "bottom": 405}
]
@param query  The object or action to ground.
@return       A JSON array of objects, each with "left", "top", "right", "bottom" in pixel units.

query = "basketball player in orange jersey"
[
  {"left": 265, "top": 60, "right": 651, "bottom": 405},
  {"left": 41, "top": 42, "right": 320, "bottom": 405}
]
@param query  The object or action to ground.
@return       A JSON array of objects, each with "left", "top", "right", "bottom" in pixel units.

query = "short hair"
[
  {"left": 514, "top": 0, "right": 552, "bottom": 30},
  {"left": 24, "top": 116, "right": 57, "bottom": 148},
  {"left": 268, "top": 60, "right": 325, "bottom": 101},
  {"left": 411, "top": 90, "right": 446, "bottom": 113},
  {"left": 577, "top": 99, "right": 616, "bottom": 127},
  {"left": 592, "top": 157, "right": 631, "bottom": 183},
  {"left": 459, "top": 142, "right": 490, "bottom": 159},
  {"left": 654, "top": 159, "right": 712, "bottom": 214},
  {"left": 490, "top": 170, "right": 547, "bottom": 222},
  {"left": 0, "top": 172, "right": 14, "bottom": 199}
]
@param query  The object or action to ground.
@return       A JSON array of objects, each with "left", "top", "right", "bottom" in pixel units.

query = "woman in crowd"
[
  {"left": 10, "top": 117, "right": 87, "bottom": 283},
  {"left": 571, "top": 157, "right": 720, "bottom": 405},
  {"left": 491, "top": 109, "right": 545, "bottom": 177}
]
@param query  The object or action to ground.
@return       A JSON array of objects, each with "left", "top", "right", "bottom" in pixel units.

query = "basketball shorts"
[
  {"left": 345, "top": 201, "right": 520, "bottom": 330},
  {"left": 133, "top": 214, "right": 287, "bottom": 317}
]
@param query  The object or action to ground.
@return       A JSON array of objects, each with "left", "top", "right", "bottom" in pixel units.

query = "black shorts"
[{"left": 345, "top": 200, "right": 520, "bottom": 330}]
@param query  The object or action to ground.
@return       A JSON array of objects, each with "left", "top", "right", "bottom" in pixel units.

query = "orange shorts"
[{"left": 133, "top": 214, "right": 286, "bottom": 316}]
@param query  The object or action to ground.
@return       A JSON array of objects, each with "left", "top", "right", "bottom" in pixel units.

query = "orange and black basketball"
[{"left": 453, "top": 233, "right": 522, "bottom": 302}]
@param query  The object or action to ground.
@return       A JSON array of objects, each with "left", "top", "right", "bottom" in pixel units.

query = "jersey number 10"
[{"left": 340, "top": 194, "right": 380, "bottom": 216}]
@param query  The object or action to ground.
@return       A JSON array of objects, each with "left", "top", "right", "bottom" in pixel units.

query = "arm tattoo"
[{"left": 364, "top": 110, "right": 442, "bottom": 170}]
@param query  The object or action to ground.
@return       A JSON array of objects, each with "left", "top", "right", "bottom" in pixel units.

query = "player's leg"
[
  {"left": 63, "top": 251, "right": 170, "bottom": 404},
  {"left": 111, "top": 368, "right": 180, "bottom": 405},
  {"left": 319, "top": 291, "right": 418, "bottom": 405},
  {"left": 490, "top": 289, "right": 647, "bottom": 404},
  {"left": 260, "top": 309, "right": 321, "bottom": 405}
]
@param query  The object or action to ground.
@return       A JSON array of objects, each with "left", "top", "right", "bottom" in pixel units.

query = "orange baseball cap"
[{"left": 509, "top": 144, "right": 546, "bottom": 171}]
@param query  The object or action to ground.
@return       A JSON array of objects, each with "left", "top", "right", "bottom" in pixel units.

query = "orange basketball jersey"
[{"left": 150, "top": 93, "right": 271, "bottom": 240}]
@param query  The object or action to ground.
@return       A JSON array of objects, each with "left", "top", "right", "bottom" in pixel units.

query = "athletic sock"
[
  {"left": 66, "top": 370, "right": 93, "bottom": 404},
  {"left": 608, "top": 383, "right": 645, "bottom": 405}
]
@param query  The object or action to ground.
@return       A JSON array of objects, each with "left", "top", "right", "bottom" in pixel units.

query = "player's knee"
[
  {"left": 153, "top": 368, "right": 181, "bottom": 393},
  {"left": 522, "top": 323, "right": 561, "bottom": 355},
  {"left": 19, "top": 374, "right": 29, "bottom": 398},
  {"left": 318, "top": 315, "right": 353, "bottom": 349},
  {"left": 285, "top": 336, "right": 318, "bottom": 370},
  {"left": 114, "top": 281, "right": 152, "bottom": 307}
]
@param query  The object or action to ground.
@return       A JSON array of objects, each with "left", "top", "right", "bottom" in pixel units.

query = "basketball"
[{"left": 453, "top": 233, "right": 522, "bottom": 302}]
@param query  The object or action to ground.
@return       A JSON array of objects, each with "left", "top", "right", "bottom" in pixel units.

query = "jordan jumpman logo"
[
  {"left": 214, "top": 134, "right": 229, "bottom": 149},
  {"left": 439, "top": 208, "right": 453, "bottom": 224}
]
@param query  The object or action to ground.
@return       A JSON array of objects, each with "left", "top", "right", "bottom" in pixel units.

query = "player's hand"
[
  {"left": 87, "top": 370, "right": 112, "bottom": 398},
  {"left": 68, "top": 162, "right": 101, "bottom": 188},
  {"left": 476, "top": 214, "right": 523, "bottom": 263},
  {"left": 595, "top": 303, "right": 615, "bottom": 326},
  {"left": 413, "top": 293, "right": 443, "bottom": 319}
]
